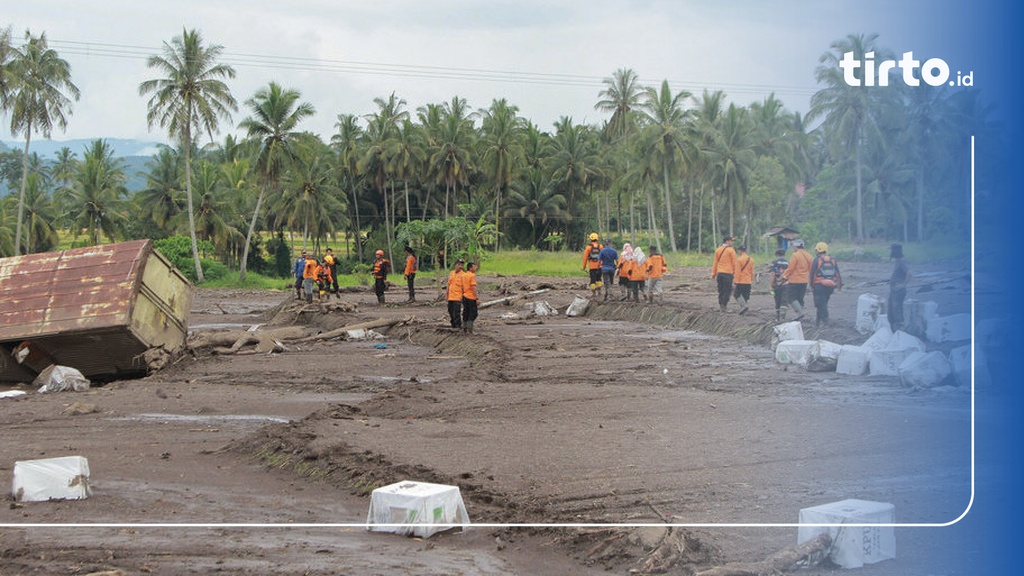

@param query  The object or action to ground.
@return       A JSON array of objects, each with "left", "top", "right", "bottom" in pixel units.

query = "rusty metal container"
[{"left": 0, "top": 240, "right": 192, "bottom": 383}]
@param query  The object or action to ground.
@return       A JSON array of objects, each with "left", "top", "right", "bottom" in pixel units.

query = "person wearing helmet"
[
  {"left": 581, "top": 233, "right": 603, "bottom": 297},
  {"left": 711, "top": 235, "right": 737, "bottom": 312},
  {"left": 781, "top": 239, "right": 812, "bottom": 320},
  {"left": 810, "top": 241, "right": 842, "bottom": 326},
  {"left": 372, "top": 249, "right": 391, "bottom": 305},
  {"left": 768, "top": 249, "right": 789, "bottom": 321},
  {"left": 302, "top": 251, "right": 319, "bottom": 303}
]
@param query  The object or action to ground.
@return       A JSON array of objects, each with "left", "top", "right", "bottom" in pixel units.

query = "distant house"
[{"left": 764, "top": 227, "right": 800, "bottom": 251}]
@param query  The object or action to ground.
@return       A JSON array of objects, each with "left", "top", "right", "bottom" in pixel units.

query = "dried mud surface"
[{"left": 0, "top": 261, "right": 983, "bottom": 575}]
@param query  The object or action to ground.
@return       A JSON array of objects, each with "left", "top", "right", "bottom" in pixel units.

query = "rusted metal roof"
[{"left": 1, "top": 240, "right": 192, "bottom": 383}]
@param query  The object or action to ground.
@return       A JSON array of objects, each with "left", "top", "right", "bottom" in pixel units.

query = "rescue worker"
[
  {"left": 461, "top": 261, "right": 479, "bottom": 333},
  {"left": 403, "top": 245, "right": 418, "bottom": 303},
  {"left": 781, "top": 239, "right": 812, "bottom": 320},
  {"left": 293, "top": 250, "right": 307, "bottom": 300},
  {"left": 598, "top": 239, "right": 618, "bottom": 301},
  {"left": 711, "top": 235, "right": 736, "bottom": 312},
  {"left": 444, "top": 259, "right": 465, "bottom": 329},
  {"left": 645, "top": 245, "right": 668, "bottom": 303},
  {"left": 302, "top": 251, "right": 319, "bottom": 303},
  {"left": 732, "top": 245, "right": 753, "bottom": 314},
  {"left": 323, "top": 248, "right": 339, "bottom": 295},
  {"left": 617, "top": 243, "right": 634, "bottom": 300},
  {"left": 371, "top": 249, "right": 390, "bottom": 305},
  {"left": 810, "top": 242, "right": 842, "bottom": 326},
  {"left": 581, "top": 232, "right": 603, "bottom": 297},
  {"left": 316, "top": 259, "right": 333, "bottom": 301},
  {"left": 768, "top": 249, "right": 789, "bottom": 321}
]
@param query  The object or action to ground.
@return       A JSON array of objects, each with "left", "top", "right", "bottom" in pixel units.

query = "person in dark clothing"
[
  {"left": 323, "top": 248, "right": 339, "bottom": 295},
  {"left": 293, "top": 250, "right": 307, "bottom": 300},
  {"left": 888, "top": 243, "right": 911, "bottom": 331},
  {"left": 403, "top": 246, "right": 418, "bottom": 303},
  {"left": 598, "top": 239, "right": 619, "bottom": 301},
  {"left": 768, "top": 249, "right": 789, "bottom": 321},
  {"left": 810, "top": 242, "right": 842, "bottom": 326},
  {"left": 372, "top": 249, "right": 390, "bottom": 305}
]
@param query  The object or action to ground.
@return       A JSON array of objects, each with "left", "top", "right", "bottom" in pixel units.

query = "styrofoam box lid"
[{"left": 799, "top": 498, "right": 894, "bottom": 520}]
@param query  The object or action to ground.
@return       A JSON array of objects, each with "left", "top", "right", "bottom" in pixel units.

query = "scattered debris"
[{"left": 33, "top": 365, "right": 91, "bottom": 393}]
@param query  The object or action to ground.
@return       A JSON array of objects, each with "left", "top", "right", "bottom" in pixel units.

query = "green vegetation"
[{"left": 2, "top": 27, "right": 977, "bottom": 286}]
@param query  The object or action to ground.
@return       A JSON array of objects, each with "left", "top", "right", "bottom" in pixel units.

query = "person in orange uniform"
[
  {"left": 316, "top": 259, "right": 333, "bottom": 301},
  {"left": 403, "top": 246, "right": 418, "bottom": 303},
  {"left": 302, "top": 252, "right": 319, "bottom": 303},
  {"left": 810, "top": 242, "right": 842, "bottom": 326},
  {"left": 732, "top": 245, "right": 754, "bottom": 314},
  {"left": 581, "top": 232, "right": 603, "bottom": 297},
  {"left": 644, "top": 245, "right": 668, "bottom": 303},
  {"left": 461, "top": 261, "right": 479, "bottom": 333},
  {"left": 711, "top": 235, "right": 736, "bottom": 312},
  {"left": 371, "top": 249, "right": 390, "bottom": 305},
  {"left": 617, "top": 243, "right": 634, "bottom": 300},
  {"left": 781, "top": 239, "right": 812, "bottom": 320},
  {"left": 444, "top": 259, "right": 465, "bottom": 329}
]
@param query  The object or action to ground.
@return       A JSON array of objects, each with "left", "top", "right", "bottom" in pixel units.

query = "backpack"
[
  {"left": 816, "top": 256, "right": 836, "bottom": 279},
  {"left": 589, "top": 244, "right": 601, "bottom": 261}
]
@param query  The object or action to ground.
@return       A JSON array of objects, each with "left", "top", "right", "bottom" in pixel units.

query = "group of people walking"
[
  {"left": 713, "top": 234, "right": 843, "bottom": 326},
  {"left": 582, "top": 233, "right": 668, "bottom": 303},
  {"left": 293, "top": 248, "right": 340, "bottom": 303}
]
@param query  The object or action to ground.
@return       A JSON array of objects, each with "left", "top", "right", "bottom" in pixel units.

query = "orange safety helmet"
[{"left": 375, "top": 249, "right": 384, "bottom": 257}]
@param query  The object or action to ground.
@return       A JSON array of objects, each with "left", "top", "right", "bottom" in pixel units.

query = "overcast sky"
[{"left": 4, "top": 1, "right": 981, "bottom": 145}]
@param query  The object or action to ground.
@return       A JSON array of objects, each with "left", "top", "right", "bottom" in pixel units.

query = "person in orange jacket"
[
  {"left": 444, "top": 259, "right": 465, "bottom": 329},
  {"left": 403, "top": 245, "right": 418, "bottom": 303},
  {"left": 371, "top": 249, "right": 390, "bottom": 305},
  {"left": 781, "top": 239, "right": 813, "bottom": 320},
  {"left": 732, "top": 245, "right": 754, "bottom": 314},
  {"left": 711, "top": 235, "right": 736, "bottom": 312},
  {"left": 461, "top": 261, "right": 479, "bottom": 333},
  {"left": 581, "top": 232, "right": 603, "bottom": 297},
  {"left": 316, "top": 259, "right": 334, "bottom": 301},
  {"left": 302, "top": 252, "right": 319, "bottom": 303},
  {"left": 644, "top": 245, "right": 668, "bottom": 303},
  {"left": 617, "top": 243, "right": 634, "bottom": 300}
]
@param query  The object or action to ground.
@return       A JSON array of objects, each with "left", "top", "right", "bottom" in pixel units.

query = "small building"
[
  {"left": 0, "top": 240, "right": 192, "bottom": 384},
  {"left": 764, "top": 227, "right": 800, "bottom": 251}
]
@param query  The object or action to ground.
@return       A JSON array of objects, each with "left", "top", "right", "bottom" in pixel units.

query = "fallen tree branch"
[
  {"left": 296, "top": 316, "right": 414, "bottom": 343},
  {"left": 480, "top": 289, "right": 550, "bottom": 309},
  {"left": 693, "top": 533, "right": 832, "bottom": 576}
]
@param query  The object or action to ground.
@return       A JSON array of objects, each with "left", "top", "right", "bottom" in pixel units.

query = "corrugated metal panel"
[{"left": 1, "top": 240, "right": 192, "bottom": 383}]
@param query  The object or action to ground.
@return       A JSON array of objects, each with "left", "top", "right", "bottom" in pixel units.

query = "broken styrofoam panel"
[
  {"left": 873, "top": 314, "right": 891, "bottom": 333},
  {"left": 798, "top": 499, "right": 895, "bottom": 569},
  {"left": 775, "top": 340, "right": 817, "bottom": 366},
  {"left": 889, "top": 330, "right": 926, "bottom": 353},
  {"left": 898, "top": 351, "right": 953, "bottom": 388},
  {"left": 32, "top": 365, "right": 91, "bottom": 393},
  {"left": 836, "top": 345, "right": 871, "bottom": 376},
  {"left": 527, "top": 301, "right": 558, "bottom": 316},
  {"left": 1, "top": 390, "right": 28, "bottom": 399},
  {"left": 904, "top": 300, "right": 939, "bottom": 337},
  {"left": 367, "top": 480, "right": 470, "bottom": 538},
  {"left": 806, "top": 340, "right": 843, "bottom": 372},
  {"left": 565, "top": 295, "right": 590, "bottom": 317},
  {"left": 12, "top": 456, "right": 92, "bottom": 502},
  {"left": 771, "top": 321, "right": 804, "bottom": 349},
  {"left": 869, "top": 348, "right": 917, "bottom": 377},
  {"left": 862, "top": 326, "right": 894, "bottom": 352},
  {"left": 925, "top": 313, "right": 971, "bottom": 343},
  {"left": 856, "top": 293, "right": 886, "bottom": 335}
]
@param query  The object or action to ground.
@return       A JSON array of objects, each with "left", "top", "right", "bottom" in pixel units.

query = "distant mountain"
[{"left": 1, "top": 138, "right": 165, "bottom": 159}]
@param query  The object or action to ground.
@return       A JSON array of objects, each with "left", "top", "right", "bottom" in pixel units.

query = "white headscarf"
[
  {"left": 633, "top": 246, "right": 646, "bottom": 266},
  {"left": 621, "top": 243, "right": 634, "bottom": 261}
]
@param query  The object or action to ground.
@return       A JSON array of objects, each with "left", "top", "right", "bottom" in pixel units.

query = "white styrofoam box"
[
  {"left": 836, "top": 345, "right": 871, "bottom": 376},
  {"left": 807, "top": 340, "right": 843, "bottom": 372},
  {"left": 889, "top": 330, "right": 925, "bottom": 353},
  {"left": 873, "top": 314, "right": 891, "bottom": 333},
  {"left": 869, "top": 348, "right": 916, "bottom": 377},
  {"left": 367, "top": 480, "right": 470, "bottom": 538},
  {"left": 948, "top": 346, "right": 970, "bottom": 387},
  {"left": 898, "top": 351, "right": 953, "bottom": 388},
  {"left": 775, "top": 340, "right": 817, "bottom": 366},
  {"left": 772, "top": 321, "right": 804, "bottom": 349},
  {"left": 856, "top": 294, "right": 886, "bottom": 335},
  {"left": 905, "top": 300, "right": 939, "bottom": 337},
  {"left": 12, "top": 456, "right": 91, "bottom": 502},
  {"left": 862, "top": 326, "right": 894, "bottom": 351},
  {"left": 566, "top": 295, "right": 589, "bottom": 317},
  {"left": 798, "top": 499, "right": 895, "bottom": 569},
  {"left": 925, "top": 314, "right": 971, "bottom": 343}
]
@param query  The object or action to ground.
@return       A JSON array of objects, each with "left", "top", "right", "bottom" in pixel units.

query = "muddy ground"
[{"left": 0, "top": 260, "right": 982, "bottom": 575}]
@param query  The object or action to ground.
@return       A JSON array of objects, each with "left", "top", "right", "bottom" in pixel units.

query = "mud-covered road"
[{"left": 0, "top": 260, "right": 983, "bottom": 575}]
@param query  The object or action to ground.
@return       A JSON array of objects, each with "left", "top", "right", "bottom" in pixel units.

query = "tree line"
[{"left": 2, "top": 27, "right": 986, "bottom": 282}]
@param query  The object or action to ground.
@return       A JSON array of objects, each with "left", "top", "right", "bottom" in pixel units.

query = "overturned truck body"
[{"left": 0, "top": 240, "right": 192, "bottom": 384}]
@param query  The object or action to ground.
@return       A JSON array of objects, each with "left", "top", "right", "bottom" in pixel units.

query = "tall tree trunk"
[
  {"left": 916, "top": 166, "right": 925, "bottom": 242},
  {"left": 661, "top": 158, "right": 677, "bottom": 252},
  {"left": 239, "top": 184, "right": 267, "bottom": 282},
  {"left": 686, "top": 179, "right": 695, "bottom": 252},
  {"left": 182, "top": 130, "right": 205, "bottom": 283},
  {"left": 855, "top": 133, "right": 864, "bottom": 243},
  {"left": 15, "top": 129, "right": 32, "bottom": 256},
  {"left": 647, "top": 186, "right": 662, "bottom": 254},
  {"left": 697, "top": 184, "right": 706, "bottom": 253},
  {"left": 404, "top": 178, "right": 411, "bottom": 224}
]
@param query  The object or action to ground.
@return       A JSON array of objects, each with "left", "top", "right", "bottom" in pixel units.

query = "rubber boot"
[
  {"left": 720, "top": 303, "right": 727, "bottom": 312},
  {"left": 465, "top": 320, "right": 474, "bottom": 334},
  {"left": 791, "top": 301, "right": 804, "bottom": 320},
  {"left": 305, "top": 293, "right": 313, "bottom": 304},
  {"left": 377, "top": 294, "right": 385, "bottom": 305},
  {"left": 739, "top": 297, "right": 749, "bottom": 315}
]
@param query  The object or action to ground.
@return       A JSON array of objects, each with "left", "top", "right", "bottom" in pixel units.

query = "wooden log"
[
  {"left": 296, "top": 316, "right": 414, "bottom": 343},
  {"left": 479, "top": 289, "right": 550, "bottom": 309},
  {"left": 693, "top": 533, "right": 832, "bottom": 576}
]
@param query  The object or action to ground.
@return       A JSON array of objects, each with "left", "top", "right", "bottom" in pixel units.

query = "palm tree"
[
  {"left": 506, "top": 167, "right": 566, "bottom": 248},
  {"left": 639, "top": 80, "right": 691, "bottom": 252},
  {"left": 236, "top": 82, "right": 315, "bottom": 280},
  {"left": 278, "top": 140, "right": 344, "bottom": 251},
  {"left": 387, "top": 118, "right": 426, "bottom": 224},
  {"left": 139, "top": 28, "right": 237, "bottom": 282},
  {"left": 548, "top": 117, "right": 601, "bottom": 232},
  {"left": 430, "top": 97, "right": 475, "bottom": 218},
  {"left": 809, "top": 33, "right": 885, "bottom": 243},
  {"left": 595, "top": 68, "right": 643, "bottom": 142},
  {"left": 705, "top": 103, "right": 756, "bottom": 239},
  {"left": 0, "top": 26, "right": 15, "bottom": 106},
  {"left": 478, "top": 98, "right": 523, "bottom": 250},
  {"left": 331, "top": 113, "right": 365, "bottom": 258},
  {"left": 188, "top": 159, "right": 242, "bottom": 254},
  {"left": 67, "top": 139, "right": 127, "bottom": 245},
  {"left": 134, "top": 145, "right": 184, "bottom": 236},
  {"left": 21, "top": 173, "right": 59, "bottom": 253},
  {"left": 7, "top": 30, "right": 80, "bottom": 256}
]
